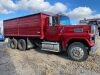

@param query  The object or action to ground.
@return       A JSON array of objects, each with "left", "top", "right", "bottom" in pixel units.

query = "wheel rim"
[{"left": 70, "top": 47, "right": 84, "bottom": 60}]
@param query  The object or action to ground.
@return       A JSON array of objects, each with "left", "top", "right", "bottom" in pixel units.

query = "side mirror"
[{"left": 49, "top": 17, "right": 53, "bottom": 26}]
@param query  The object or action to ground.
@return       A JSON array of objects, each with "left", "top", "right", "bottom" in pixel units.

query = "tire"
[
  {"left": 18, "top": 39, "right": 27, "bottom": 51},
  {"left": 68, "top": 42, "right": 88, "bottom": 61},
  {"left": 7, "top": 38, "right": 11, "bottom": 48},
  {"left": 10, "top": 39, "right": 18, "bottom": 49}
]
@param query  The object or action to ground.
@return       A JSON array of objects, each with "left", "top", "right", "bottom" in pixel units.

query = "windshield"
[{"left": 60, "top": 16, "right": 70, "bottom": 25}]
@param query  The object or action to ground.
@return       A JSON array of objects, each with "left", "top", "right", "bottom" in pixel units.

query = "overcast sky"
[{"left": 0, "top": 0, "right": 100, "bottom": 28}]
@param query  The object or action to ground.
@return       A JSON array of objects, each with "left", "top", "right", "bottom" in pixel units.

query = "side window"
[
  {"left": 52, "top": 17, "right": 58, "bottom": 26},
  {"left": 49, "top": 16, "right": 58, "bottom": 26}
]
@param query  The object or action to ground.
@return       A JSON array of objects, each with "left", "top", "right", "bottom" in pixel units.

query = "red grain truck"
[{"left": 3, "top": 13, "right": 97, "bottom": 61}]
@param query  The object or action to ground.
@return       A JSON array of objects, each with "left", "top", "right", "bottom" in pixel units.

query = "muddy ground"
[{"left": 0, "top": 37, "right": 100, "bottom": 75}]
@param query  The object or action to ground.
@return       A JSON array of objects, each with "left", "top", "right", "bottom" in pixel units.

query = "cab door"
[{"left": 45, "top": 16, "right": 61, "bottom": 41}]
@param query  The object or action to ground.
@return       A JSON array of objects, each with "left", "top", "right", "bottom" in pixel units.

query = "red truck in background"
[
  {"left": 80, "top": 18, "right": 100, "bottom": 35},
  {"left": 3, "top": 13, "right": 97, "bottom": 61}
]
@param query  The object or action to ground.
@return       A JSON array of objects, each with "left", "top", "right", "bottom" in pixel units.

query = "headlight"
[{"left": 90, "top": 36, "right": 95, "bottom": 42}]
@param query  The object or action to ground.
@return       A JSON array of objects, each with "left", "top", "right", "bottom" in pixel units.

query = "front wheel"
[{"left": 68, "top": 42, "right": 88, "bottom": 61}]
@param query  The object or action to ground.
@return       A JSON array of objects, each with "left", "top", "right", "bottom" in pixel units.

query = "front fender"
[{"left": 61, "top": 37, "right": 94, "bottom": 50}]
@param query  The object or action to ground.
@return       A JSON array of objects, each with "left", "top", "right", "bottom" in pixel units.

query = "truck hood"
[{"left": 61, "top": 25, "right": 91, "bottom": 33}]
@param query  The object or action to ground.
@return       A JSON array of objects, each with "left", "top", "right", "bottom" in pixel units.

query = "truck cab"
[{"left": 45, "top": 14, "right": 71, "bottom": 41}]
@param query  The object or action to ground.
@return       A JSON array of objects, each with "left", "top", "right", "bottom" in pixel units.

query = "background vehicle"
[
  {"left": 0, "top": 28, "right": 5, "bottom": 41},
  {"left": 80, "top": 18, "right": 100, "bottom": 35},
  {"left": 3, "top": 13, "right": 97, "bottom": 61}
]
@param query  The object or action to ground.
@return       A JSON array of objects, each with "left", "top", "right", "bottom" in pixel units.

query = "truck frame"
[{"left": 4, "top": 13, "right": 97, "bottom": 61}]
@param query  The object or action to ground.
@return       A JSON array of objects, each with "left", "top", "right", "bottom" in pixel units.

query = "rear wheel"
[
  {"left": 7, "top": 38, "right": 11, "bottom": 48},
  {"left": 18, "top": 39, "right": 27, "bottom": 51},
  {"left": 68, "top": 42, "right": 88, "bottom": 61},
  {"left": 10, "top": 39, "right": 17, "bottom": 49}
]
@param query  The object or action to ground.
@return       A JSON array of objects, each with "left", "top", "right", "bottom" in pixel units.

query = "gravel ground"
[{"left": 0, "top": 37, "right": 100, "bottom": 75}]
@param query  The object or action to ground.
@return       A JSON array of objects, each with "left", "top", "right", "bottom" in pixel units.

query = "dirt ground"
[{"left": 0, "top": 37, "right": 100, "bottom": 75}]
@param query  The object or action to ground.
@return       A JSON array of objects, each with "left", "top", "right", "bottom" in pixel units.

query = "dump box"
[{"left": 4, "top": 13, "right": 49, "bottom": 39}]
